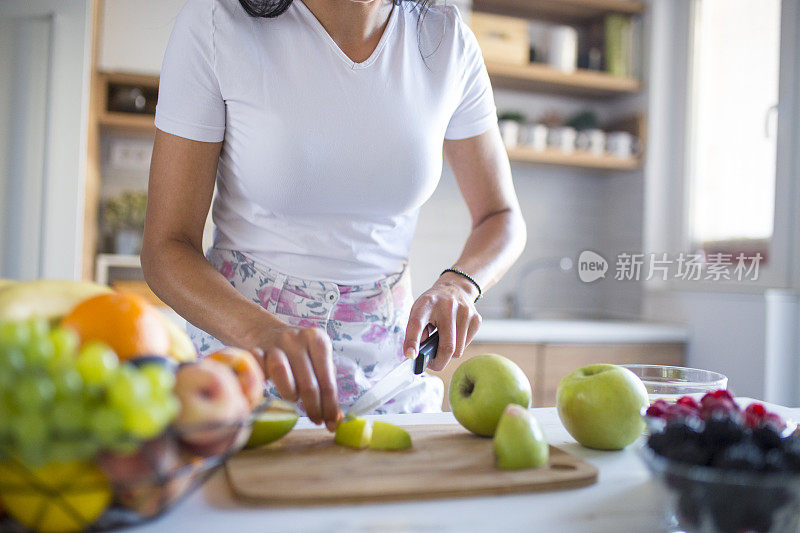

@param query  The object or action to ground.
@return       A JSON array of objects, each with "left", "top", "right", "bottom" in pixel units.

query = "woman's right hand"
[{"left": 250, "top": 323, "right": 342, "bottom": 431}]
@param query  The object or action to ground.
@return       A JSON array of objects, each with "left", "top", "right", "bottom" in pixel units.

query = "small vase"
[{"left": 114, "top": 229, "right": 142, "bottom": 255}]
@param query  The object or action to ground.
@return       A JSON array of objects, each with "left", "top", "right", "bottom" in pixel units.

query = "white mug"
[
  {"left": 498, "top": 120, "right": 520, "bottom": 149},
  {"left": 606, "top": 131, "right": 635, "bottom": 158},
  {"left": 576, "top": 129, "right": 606, "bottom": 156},
  {"left": 548, "top": 126, "right": 577, "bottom": 153},
  {"left": 548, "top": 26, "right": 578, "bottom": 73},
  {"left": 520, "top": 123, "right": 548, "bottom": 152}
]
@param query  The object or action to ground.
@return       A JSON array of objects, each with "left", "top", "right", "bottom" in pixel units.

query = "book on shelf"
[{"left": 604, "top": 15, "right": 641, "bottom": 79}]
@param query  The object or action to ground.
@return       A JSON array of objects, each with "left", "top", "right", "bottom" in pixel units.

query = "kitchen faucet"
[{"left": 504, "top": 257, "right": 574, "bottom": 319}]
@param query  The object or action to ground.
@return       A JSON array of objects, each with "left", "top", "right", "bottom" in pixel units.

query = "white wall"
[
  {"left": 643, "top": 290, "right": 768, "bottom": 398},
  {"left": 0, "top": 0, "right": 93, "bottom": 280},
  {"left": 99, "top": 0, "right": 184, "bottom": 75}
]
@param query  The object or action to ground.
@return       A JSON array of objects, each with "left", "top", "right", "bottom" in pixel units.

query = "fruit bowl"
[
  {"left": 639, "top": 444, "right": 800, "bottom": 533},
  {"left": 0, "top": 418, "right": 252, "bottom": 532},
  {"left": 620, "top": 364, "right": 727, "bottom": 402}
]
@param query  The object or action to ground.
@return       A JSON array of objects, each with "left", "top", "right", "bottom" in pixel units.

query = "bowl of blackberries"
[{"left": 641, "top": 390, "right": 800, "bottom": 533}]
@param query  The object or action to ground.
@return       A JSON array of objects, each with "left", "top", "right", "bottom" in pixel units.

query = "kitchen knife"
[{"left": 345, "top": 332, "right": 439, "bottom": 417}]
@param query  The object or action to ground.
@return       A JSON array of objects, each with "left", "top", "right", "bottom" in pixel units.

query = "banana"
[
  {"left": 0, "top": 279, "right": 113, "bottom": 322},
  {"left": 156, "top": 312, "right": 198, "bottom": 363}
]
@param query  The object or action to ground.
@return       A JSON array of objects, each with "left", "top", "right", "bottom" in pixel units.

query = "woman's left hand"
[{"left": 403, "top": 272, "right": 482, "bottom": 371}]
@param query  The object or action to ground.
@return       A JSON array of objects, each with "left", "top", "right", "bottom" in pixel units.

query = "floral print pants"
[{"left": 187, "top": 248, "right": 444, "bottom": 414}]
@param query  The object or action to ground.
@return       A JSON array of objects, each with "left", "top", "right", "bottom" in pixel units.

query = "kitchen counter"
[
  {"left": 129, "top": 399, "right": 795, "bottom": 533},
  {"left": 475, "top": 319, "right": 689, "bottom": 344}
]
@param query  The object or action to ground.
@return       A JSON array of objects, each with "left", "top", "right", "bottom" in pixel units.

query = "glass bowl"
[
  {"left": 621, "top": 364, "right": 728, "bottom": 402},
  {"left": 639, "top": 444, "right": 800, "bottom": 533}
]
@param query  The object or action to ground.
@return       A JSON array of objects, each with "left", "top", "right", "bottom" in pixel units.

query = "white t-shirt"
[{"left": 155, "top": 0, "right": 497, "bottom": 284}]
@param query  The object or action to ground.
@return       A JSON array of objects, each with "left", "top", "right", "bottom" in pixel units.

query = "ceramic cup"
[
  {"left": 520, "top": 123, "right": 548, "bottom": 151},
  {"left": 606, "top": 131, "right": 635, "bottom": 158},
  {"left": 548, "top": 126, "right": 577, "bottom": 153},
  {"left": 498, "top": 120, "right": 520, "bottom": 149},
  {"left": 576, "top": 129, "right": 606, "bottom": 156}
]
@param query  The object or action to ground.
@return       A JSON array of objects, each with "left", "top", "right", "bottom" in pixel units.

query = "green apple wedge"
[
  {"left": 449, "top": 354, "right": 532, "bottom": 437},
  {"left": 556, "top": 364, "right": 649, "bottom": 450},
  {"left": 334, "top": 416, "right": 372, "bottom": 449},
  {"left": 369, "top": 421, "right": 412, "bottom": 451},
  {"left": 245, "top": 400, "right": 299, "bottom": 449},
  {"left": 493, "top": 404, "right": 549, "bottom": 470}
]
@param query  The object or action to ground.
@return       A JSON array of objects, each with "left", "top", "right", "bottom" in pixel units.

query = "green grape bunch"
[{"left": 0, "top": 318, "right": 180, "bottom": 467}]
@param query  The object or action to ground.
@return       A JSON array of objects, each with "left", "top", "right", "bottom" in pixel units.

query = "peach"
[
  {"left": 206, "top": 347, "right": 265, "bottom": 408},
  {"left": 173, "top": 359, "right": 250, "bottom": 456}
]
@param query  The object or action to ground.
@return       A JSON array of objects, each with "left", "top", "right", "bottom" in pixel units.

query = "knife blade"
[{"left": 345, "top": 332, "right": 439, "bottom": 416}]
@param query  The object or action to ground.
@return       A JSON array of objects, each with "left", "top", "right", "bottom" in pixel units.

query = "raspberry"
[
  {"left": 711, "top": 389, "right": 734, "bottom": 401},
  {"left": 676, "top": 396, "right": 700, "bottom": 411},
  {"left": 743, "top": 403, "right": 785, "bottom": 429},
  {"left": 699, "top": 393, "right": 739, "bottom": 420},
  {"left": 646, "top": 399, "right": 670, "bottom": 419}
]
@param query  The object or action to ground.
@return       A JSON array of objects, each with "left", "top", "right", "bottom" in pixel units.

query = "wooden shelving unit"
[
  {"left": 486, "top": 62, "right": 641, "bottom": 97},
  {"left": 472, "top": 0, "right": 644, "bottom": 24},
  {"left": 99, "top": 111, "right": 155, "bottom": 133},
  {"left": 506, "top": 147, "right": 640, "bottom": 170},
  {"left": 96, "top": 72, "right": 158, "bottom": 133}
]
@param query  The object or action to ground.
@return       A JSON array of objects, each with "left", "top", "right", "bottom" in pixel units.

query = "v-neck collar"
[{"left": 293, "top": 0, "right": 398, "bottom": 70}]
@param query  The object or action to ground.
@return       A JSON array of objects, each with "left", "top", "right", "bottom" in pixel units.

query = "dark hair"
[
  {"left": 238, "top": 0, "right": 432, "bottom": 21},
  {"left": 238, "top": 0, "right": 440, "bottom": 60}
]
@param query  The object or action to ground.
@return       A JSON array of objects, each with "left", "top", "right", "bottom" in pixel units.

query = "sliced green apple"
[
  {"left": 493, "top": 404, "right": 549, "bottom": 470},
  {"left": 369, "top": 421, "right": 412, "bottom": 450},
  {"left": 245, "top": 400, "right": 299, "bottom": 449},
  {"left": 334, "top": 416, "right": 372, "bottom": 449}
]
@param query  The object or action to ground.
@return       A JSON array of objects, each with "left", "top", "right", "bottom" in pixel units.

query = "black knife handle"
[{"left": 414, "top": 331, "right": 439, "bottom": 375}]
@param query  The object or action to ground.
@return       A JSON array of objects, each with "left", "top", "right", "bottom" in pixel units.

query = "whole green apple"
[
  {"left": 556, "top": 364, "right": 648, "bottom": 450},
  {"left": 449, "top": 354, "right": 532, "bottom": 437},
  {"left": 493, "top": 404, "right": 549, "bottom": 469}
]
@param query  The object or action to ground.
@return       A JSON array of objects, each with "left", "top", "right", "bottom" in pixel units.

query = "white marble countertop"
[
  {"left": 128, "top": 399, "right": 794, "bottom": 533},
  {"left": 474, "top": 319, "right": 689, "bottom": 344}
]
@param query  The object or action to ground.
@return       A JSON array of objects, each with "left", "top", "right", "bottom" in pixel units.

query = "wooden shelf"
[
  {"left": 507, "top": 147, "right": 641, "bottom": 170},
  {"left": 99, "top": 111, "right": 155, "bottom": 133},
  {"left": 487, "top": 62, "right": 641, "bottom": 97},
  {"left": 472, "top": 0, "right": 644, "bottom": 24},
  {"left": 102, "top": 71, "right": 159, "bottom": 89}
]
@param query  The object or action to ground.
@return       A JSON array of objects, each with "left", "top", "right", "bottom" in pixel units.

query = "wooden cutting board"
[{"left": 225, "top": 424, "right": 597, "bottom": 505}]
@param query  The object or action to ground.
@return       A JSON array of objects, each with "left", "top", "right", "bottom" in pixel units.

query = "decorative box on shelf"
[{"left": 470, "top": 13, "right": 530, "bottom": 65}]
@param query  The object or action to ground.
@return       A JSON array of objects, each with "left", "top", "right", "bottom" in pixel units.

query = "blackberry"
[
  {"left": 676, "top": 492, "right": 701, "bottom": 527},
  {"left": 764, "top": 448, "right": 789, "bottom": 472},
  {"left": 781, "top": 437, "right": 800, "bottom": 472},
  {"left": 702, "top": 415, "right": 745, "bottom": 448},
  {"left": 647, "top": 431, "right": 671, "bottom": 455},
  {"left": 712, "top": 441, "right": 765, "bottom": 471},
  {"left": 752, "top": 425, "right": 783, "bottom": 451},
  {"left": 664, "top": 441, "right": 711, "bottom": 465}
]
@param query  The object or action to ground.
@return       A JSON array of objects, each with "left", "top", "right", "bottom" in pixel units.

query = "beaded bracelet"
[{"left": 440, "top": 268, "right": 482, "bottom": 302}]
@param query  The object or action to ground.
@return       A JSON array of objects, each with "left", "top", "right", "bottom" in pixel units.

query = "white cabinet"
[{"left": 98, "top": 0, "right": 185, "bottom": 75}]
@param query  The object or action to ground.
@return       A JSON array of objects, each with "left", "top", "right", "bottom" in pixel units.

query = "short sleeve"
[
  {"left": 444, "top": 8, "right": 497, "bottom": 140},
  {"left": 154, "top": 0, "right": 226, "bottom": 142}
]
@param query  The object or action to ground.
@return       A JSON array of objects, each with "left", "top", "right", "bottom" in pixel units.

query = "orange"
[{"left": 61, "top": 292, "right": 170, "bottom": 361}]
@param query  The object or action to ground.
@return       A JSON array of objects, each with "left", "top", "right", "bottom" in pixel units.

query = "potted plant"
[{"left": 104, "top": 191, "right": 148, "bottom": 255}]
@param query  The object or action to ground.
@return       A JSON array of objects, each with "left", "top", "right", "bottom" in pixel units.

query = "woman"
[{"left": 141, "top": 0, "right": 526, "bottom": 432}]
